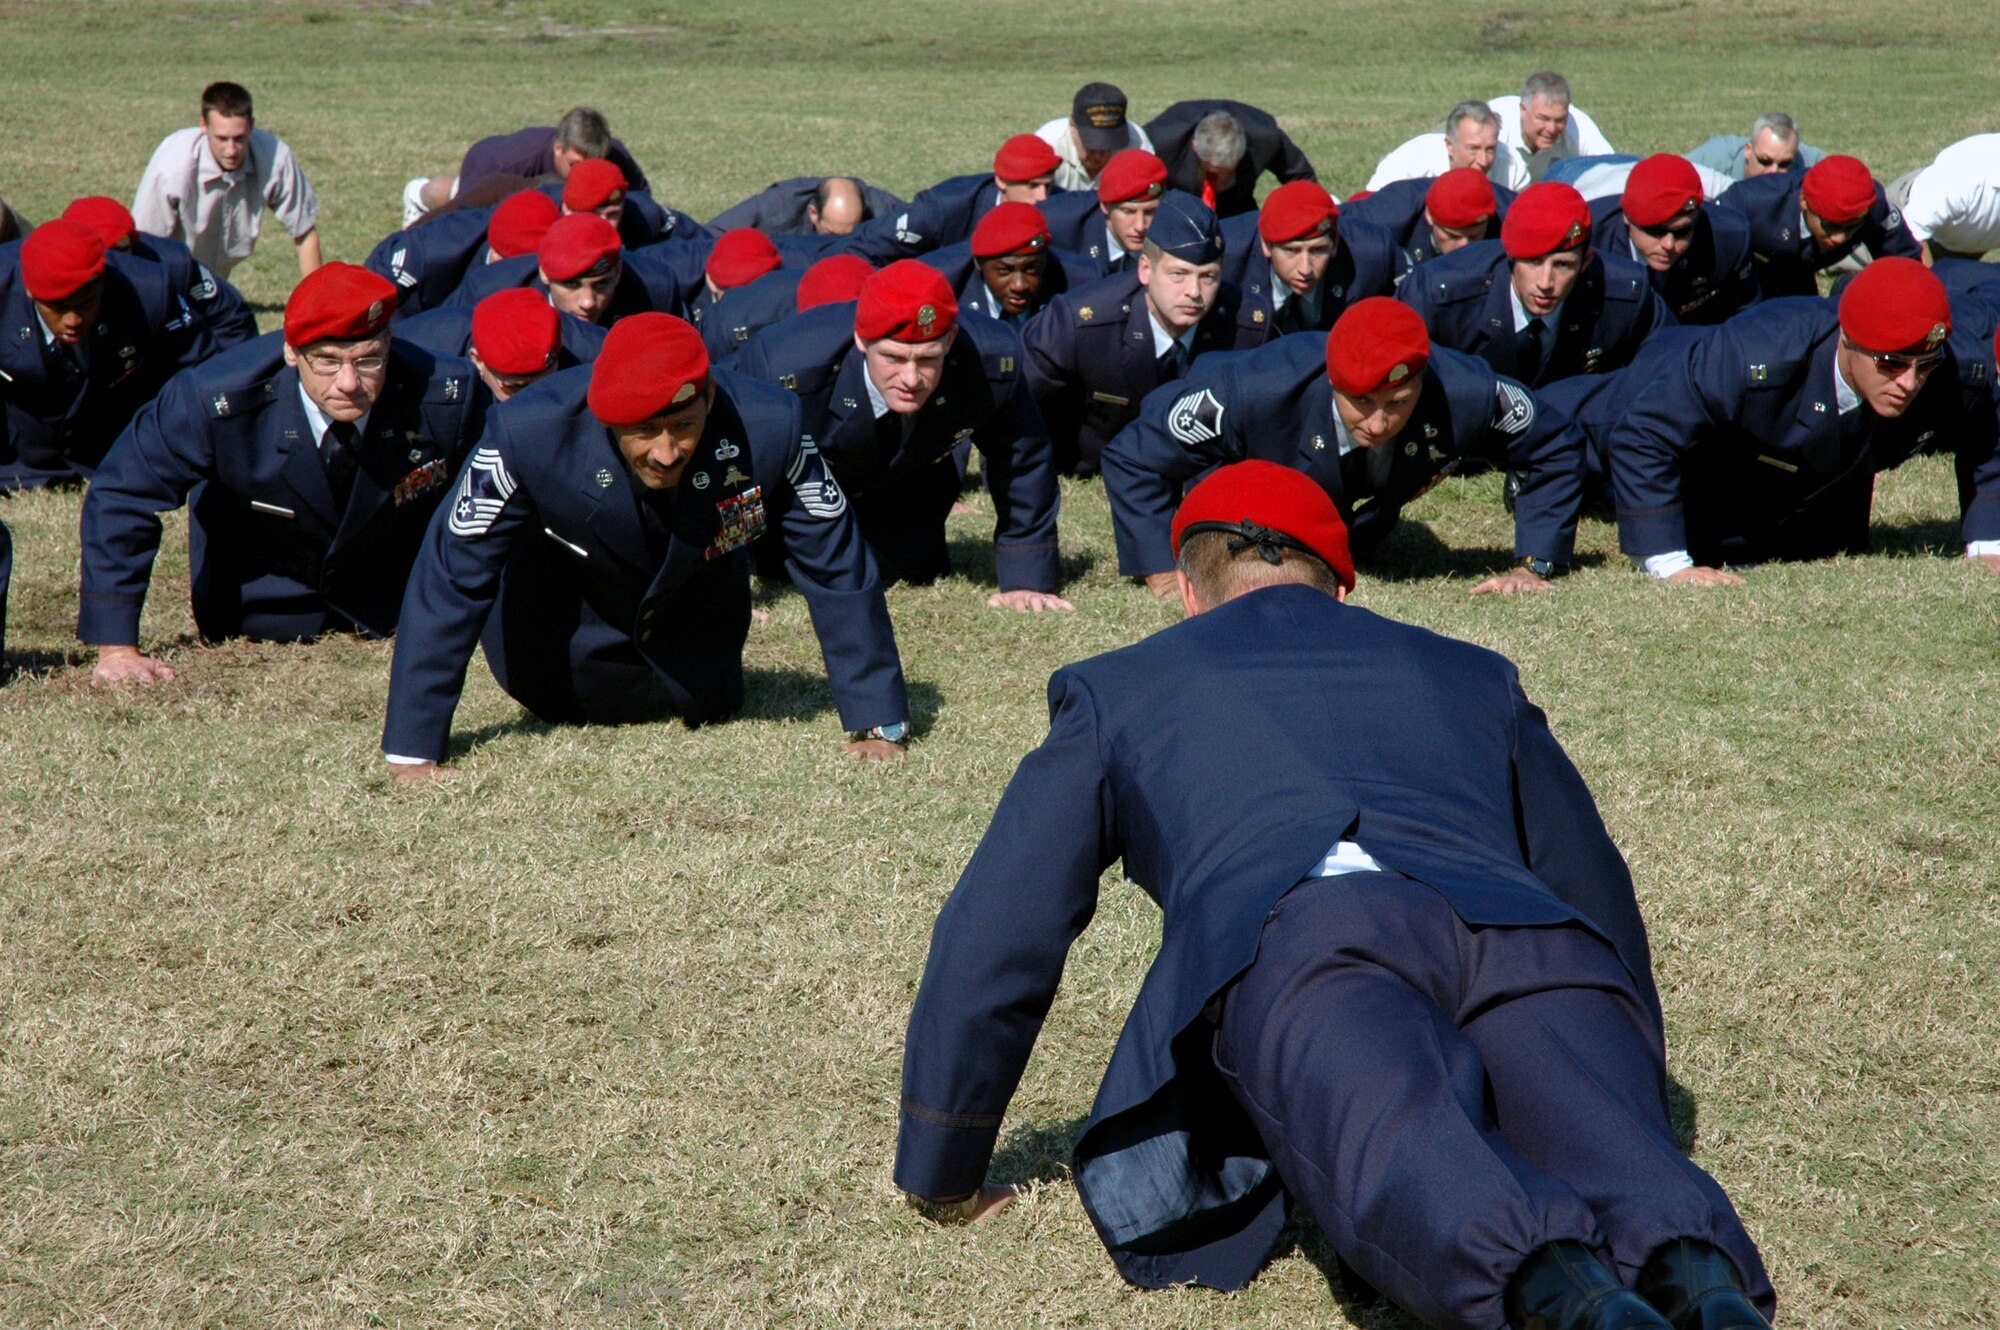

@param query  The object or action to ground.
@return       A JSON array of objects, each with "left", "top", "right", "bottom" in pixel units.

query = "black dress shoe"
[
  {"left": 1505, "top": 1241, "right": 1674, "bottom": 1330},
  {"left": 1637, "top": 1238, "right": 1772, "bottom": 1329}
]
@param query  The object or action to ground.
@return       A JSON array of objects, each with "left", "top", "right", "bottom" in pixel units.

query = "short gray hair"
[
  {"left": 1521, "top": 71, "right": 1571, "bottom": 107},
  {"left": 554, "top": 106, "right": 614, "bottom": 158},
  {"left": 1749, "top": 112, "right": 1799, "bottom": 144},
  {"left": 1445, "top": 100, "right": 1500, "bottom": 142},
  {"left": 1192, "top": 111, "right": 1248, "bottom": 170}
]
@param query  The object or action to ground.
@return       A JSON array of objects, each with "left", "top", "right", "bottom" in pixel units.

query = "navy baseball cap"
[
  {"left": 1072, "top": 82, "right": 1131, "bottom": 152},
  {"left": 1147, "top": 190, "right": 1223, "bottom": 264}
]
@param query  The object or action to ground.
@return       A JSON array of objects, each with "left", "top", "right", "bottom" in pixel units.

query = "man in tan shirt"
[{"left": 133, "top": 81, "right": 322, "bottom": 280}]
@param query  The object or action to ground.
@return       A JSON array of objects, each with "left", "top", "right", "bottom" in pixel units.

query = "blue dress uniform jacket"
[
  {"left": 705, "top": 176, "right": 909, "bottom": 237},
  {"left": 896, "top": 584, "right": 1667, "bottom": 1292},
  {"left": 1038, "top": 191, "right": 1138, "bottom": 278},
  {"left": 844, "top": 172, "right": 1032, "bottom": 265},
  {"left": 1217, "top": 211, "right": 1398, "bottom": 341},
  {"left": 392, "top": 302, "right": 607, "bottom": 368},
  {"left": 442, "top": 249, "right": 689, "bottom": 322},
  {"left": 1141, "top": 99, "right": 1317, "bottom": 218},
  {"left": 1600, "top": 296, "right": 2000, "bottom": 563},
  {"left": 382, "top": 364, "right": 905, "bottom": 761},
  {"left": 1716, "top": 171, "right": 1921, "bottom": 298},
  {"left": 1101, "top": 335, "right": 1579, "bottom": 574},
  {"left": 531, "top": 182, "right": 706, "bottom": 250},
  {"left": 78, "top": 332, "right": 480, "bottom": 645},
  {"left": 690, "top": 266, "right": 805, "bottom": 365},
  {"left": 1344, "top": 177, "right": 1517, "bottom": 282},
  {"left": 918, "top": 241, "right": 1097, "bottom": 325},
  {"left": 1399, "top": 240, "right": 1674, "bottom": 388},
  {"left": 366, "top": 205, "right": 502, "bottom": 322},
  {"left": 734, "top": 303, "right": 1061, "bottom": 592},
  {"left": 1587, "top": 198, "right": 1760, "bottom": 326},
  {"left": 0, "top": 245, "right": 226, "bottom": 489},
  {"left": 1021, "top": 270, "right": 1255, "bottom": 476},
  {"left": 127, "top": 234, "right": 259, "bottom": 346}
]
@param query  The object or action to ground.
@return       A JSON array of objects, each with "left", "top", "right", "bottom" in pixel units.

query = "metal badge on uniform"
[
  {"left": 1252, "top": 309, "right": 1266, "bottom": 324},
  {"left": 596, "top": 468, "right": 613, "bottom": 487},
  {"left": 691, "top": 471, "right": 711, "bottom": 490},
  {"left": 1779, "top": 228, "right": 1791, "bottom": 241},
  {"left": 1311, "top": 434, "right": 1326, "bottom": 450},
  {"left": 1756, "top": 454, "right": 1799, "bottom": 472},
  {"left": 443, "top": 377, "right": 461, "bottom": 400},
  {"left": 842, "top": 397, "right": 858, "bottom": 409},
  {"left": 1403, "top": 441, "right": 1419, "bottom": 456},
  {"left": 952, "top": 427, "right": 975, "bottom": 442},
  {"left": 392, "top": 458, "right": 449, "bottom": 506},
  {"left": 17, "top": 326, "right": 32, "bottom": 342},
  {"left": 998, "top": 356, "right": 1014, "bottom": 375},
  {"left": 1079, "top": 306, "right": 1095, "bottom": 322},
  {"left": 1812, "top": 401, "right": 1826, "bottom": 413},
  {"left": 706, "top": 485, "right": 767, "bottom": 560},
  {"left": 1749, "top": 364, "right": 1768, "bottom": 382},
  {"left": 714, "top": 440, "right": 740, "bottom": 460},
  {"left": 1330, "top": 284, "right": 1346, "bottom": 298},
  {"left": 409, "top": 448, "right": 423, "bottom": 462},
  {"left": 1423, "top": 423, "right": 1438, "bottom": 439},
  {"left": 1429, "top": 444, "right": 1448, "bottom": 463},
  {"left": 722, "top": 465, "right": 750, "bottom": 488},
  {"left": 1584, "top": 347, "right": 1604, "bottom": 370},
  {"left": 212, "top": 393, "right": 232, "bottom": 416}
]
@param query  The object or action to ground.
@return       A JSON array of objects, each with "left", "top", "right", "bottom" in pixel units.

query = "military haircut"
[
  {"left": 1192, "top": 111, "right": 1248, "bottom": 170},
  {"left": 1445, "top": 100, "right": 1500, "bottom": 140},
  {"left": 1177, "top": 529, "right": 1343, "bottom": 605},
  {"left": 553, "top": 106, "right": 614, "bottom": 158},
  {"left": 1520, "top": 70, "right": 1572, "bottom": 107},
  {"left": 200, "top": 81, "right": 254, "bottom": 121}
]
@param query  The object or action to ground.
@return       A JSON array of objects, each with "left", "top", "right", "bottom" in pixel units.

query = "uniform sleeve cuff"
[
  {"left": 1640, "top": 550, "right": 1694, "bottom": 578},
  {"left": 1966, "top": 539, "right": 2000, "bottom": 558}
]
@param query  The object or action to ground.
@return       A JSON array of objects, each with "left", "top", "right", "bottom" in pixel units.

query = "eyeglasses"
[
  {"left": 1844, "top": 340, "right": 1946, "bottom": 376},
  {"left": 302, "top": 352, "right": 387, "bottom": 375},
  {"left": 1636, "top": 219, "right": 1697, "bottom": 241}
]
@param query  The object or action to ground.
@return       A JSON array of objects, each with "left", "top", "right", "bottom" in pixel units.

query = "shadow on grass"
[
  {"left": 1359, "top": 522, "right": 1611, "bottom": 582},
  {"left": 990, "top": 1114, "right": 1085, "bottom": 1188},
  {"left": 1869, "top": 516, "right": 1965, "bottom": 558},
  {"left": 941, "top": 535, "right": 1098, "bottom": 590},
  {"left": 2, "top": 646, "right": 90, "bottom": 684}
]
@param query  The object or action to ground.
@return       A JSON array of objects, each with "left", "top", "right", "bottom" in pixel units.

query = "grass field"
[{"left": 3, "top": 2, "right": 1999, "bottom": 1326}]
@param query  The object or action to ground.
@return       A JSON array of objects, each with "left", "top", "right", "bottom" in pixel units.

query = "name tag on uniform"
[
  {"left": 250, "top": 500, "right": 296, "bottom": 519},
  {"left": 1090, "top": 391, "right": 1131, "bottom": 407},
  {"left": 706, "top": 485, "right": 767, "bottom": 560},
  {"left": 543, "top": 527, "right": 590, "bottom": 558}
]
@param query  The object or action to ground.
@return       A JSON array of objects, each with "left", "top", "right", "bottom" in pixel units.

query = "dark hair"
[
  {"left": 200, "top": 81, "right": 254, "bottom": 121},
  {"left": 1177, "top": 529, "right": 1341, "bottom": 605},
  {"left": 553, "top": 106, "right": 613, "bottom": 158}
]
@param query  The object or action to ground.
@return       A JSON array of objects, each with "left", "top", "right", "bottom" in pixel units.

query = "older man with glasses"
[{"left": 79, "top": 264, "right": 484, "bottom": 683}]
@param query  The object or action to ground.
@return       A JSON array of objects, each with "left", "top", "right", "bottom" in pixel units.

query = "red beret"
[
  {"left": 993, "top": 133, "right": 1061, "bottom": 183},
  {"left": 21, "top": 220, "right": 107, "bottom": 302},
  {"left": 854, "top": 259, "right": 957, "bottom": 343},
  {"left": 1502, "top": 182, "right": 1592, "bottom": 259},
  {"left": 1171, "top": 459, "right": 1355, "bottom": 594},
  {"left": 1424, "top": 168, "right": 1497, "bottom": 230},
  {"left": 1259, "top": 181, "right": 1339, "bottom": 244},
  {"left": 487, "top": 189, "right": 561, "bottom": 259},
  {"left": 538, "top": 212, "right": 622, "bottom": 282},
  {"left": 1838, "top": 256, "right": 1951, "bottom": 354},
  {"left": 1621, "top": 155, "right": 1703, "bottom": 228},
  {"left": 1802, "top": 155, "right": 1877, "bottom": 224},
  {"left": 61, "top": 196, "right": 138, "bottom": 249},
  {"left": 563, "top": 158, "right": 628, "bottom": 213},
  {"left": 1098, "top": 149, "right": 1168, "bottom": 206},
  {"left": 705, "top": 228, "right": 783, "bottom": 291},
  {"left": 796, "top": 254, "right": 876, "bottom": 311},
  {"left": 971, "top": 201, "right": 1052, "bottom": 259},
  {"left": 588, "top": 313, "right": 710, "bottom": 426},
  {"left": 1325, "top": 297, "right": 1430, "bottom": 396},
  {"left": 284, "top": 262, "right": 396, "bottom": 347},
  {"left": 471, "top": 288, "right": 562, "bottom": 376}
]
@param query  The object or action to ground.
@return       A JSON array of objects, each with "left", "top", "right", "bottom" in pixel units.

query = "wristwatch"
[
  {"left": 1517, "top": 554, "right": 1559, "bottom": 578},
  {"left": 855, "top": 720, "right": 910, "bottom": 744},
  {"left": 905, "top": 1190, "right": 981, "bottom": 1224}
]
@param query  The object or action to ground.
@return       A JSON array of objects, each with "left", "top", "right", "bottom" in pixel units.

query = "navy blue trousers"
[
  {"left": 0, "top": 514, "right": 12, "bottom": 660},
  {"left": 1214, "top": 872, "right": 1774, "bottom": 1330}
]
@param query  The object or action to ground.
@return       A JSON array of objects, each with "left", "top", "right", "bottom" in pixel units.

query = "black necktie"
[
  {"left": 323, "top": 421, "right": 360, "bottom": 508},
  {"left": 1836, "top": 403, "right": 1875, "bottom": 460},
  {"left": 1518, "top": 318, "right": 1546, "bottom": 384},
  {"left": 1158, "top": 341, "right": 1187, "bottom": 382},
  {"left": 1339, "top": 444, "right": 1373, "bottom": 498}
]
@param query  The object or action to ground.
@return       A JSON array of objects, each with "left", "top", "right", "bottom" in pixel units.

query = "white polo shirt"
[
  {"left": 1365, "top": 131, "right": 1531, "bottom": 193},
  {"left": 133, "top": 125, "right": 320, "bottom": 278}
]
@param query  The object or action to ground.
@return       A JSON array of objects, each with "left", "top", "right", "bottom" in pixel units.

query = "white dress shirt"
[{"left": 1901, "top": 134, "right": 2000, "bottom": 253}]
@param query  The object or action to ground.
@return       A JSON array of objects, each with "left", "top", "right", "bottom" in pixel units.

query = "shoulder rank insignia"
[
  {"left": 722, "top": 465, "right": 750, "bottom": 487},
  {"left": 714, "top": 439, "right": 740, "bottom": 460},
  {"left": 998, "top": 356, "right": 1014, "bottom": 375},
  {"left": 780, "top": 373, "right": 798, "bottom": 391},
  {"left": 212, "top": 393, "right": 231, "bottom": 416},
  {"left": 1749, "top": 364, "right": 1768, "bottom": 382},
  {"left": 443, "top": 377, "right": 462, "bottom": 401},
  {"left": 1079, "top": 306, "right": 1094, "bottom": 322}
]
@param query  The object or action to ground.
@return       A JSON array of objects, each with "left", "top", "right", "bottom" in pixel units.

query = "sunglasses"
[
  {"left": 1844, "top": 339, "right": 1946, "bottom": 376},
  {"left": 1636, "top": 219, "right": 1697, "bottom": 241}
]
